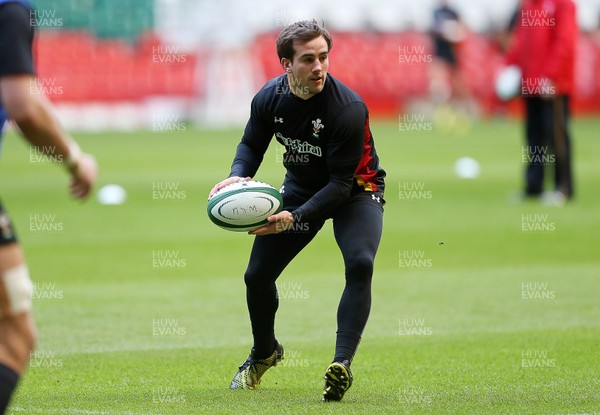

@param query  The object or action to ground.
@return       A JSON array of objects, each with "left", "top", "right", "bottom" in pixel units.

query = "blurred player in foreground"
[
  {"left": 209, "top": 20, "right": 385, "bottom": 402},
  {"left": 505, "top": 0, "right": 577, "bottom": 204},
  {"left": 0, "top": 1, "right": 97, "bottom": 412}
]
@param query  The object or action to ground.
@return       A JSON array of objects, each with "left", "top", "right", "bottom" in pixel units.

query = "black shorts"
[
  {"left": 0, "top": 198, "right": 18, "bottom": 245},
  {"left": 281, "top": 181, "right": 385, "bottom": 221},
  {"left": 434, "top": 38, "right": 457, "bottom": 67},
  {"left": 244, "top": 184, "right": 384, "bottom": 289}
]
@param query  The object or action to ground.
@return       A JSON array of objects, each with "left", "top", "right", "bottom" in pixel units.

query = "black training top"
[
  {"left": 229, "top": 73, "right": 385, "bottom": 222},
  {"left": 0, "top": 1, "right": 34, "bottom": 77},
  {"left": 0, "top": 0, "right": 35, "bottom": 150},
  {"left": 432, "top": 5, "right": 461, "bottom": 65}
]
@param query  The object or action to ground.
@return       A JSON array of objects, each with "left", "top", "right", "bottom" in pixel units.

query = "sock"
[
  {"left": 333, "top": 330, "right": 362, "bottom": 365},
  {"left": 0, "top": 363, "right": 19, "bottom": 414},
  {"left": 253, "top": 338, "right": 277, "bottom": 360},
  {"left": 247, "top": 282, "right": 279, "bottom": 360}
]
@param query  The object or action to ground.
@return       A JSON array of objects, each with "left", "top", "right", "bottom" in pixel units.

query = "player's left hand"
[
  {"left": 68, "top": 153, "right": 98, "bottom": 199},
  {"left": 249, "top": 210, "right": 294, "bottom": 236}
]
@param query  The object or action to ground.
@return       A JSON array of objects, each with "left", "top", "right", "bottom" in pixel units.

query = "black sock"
[
  {"left": 0, "top": 363, "right": 19, "bottom": 414},
  {"left": 333, "top": 279, "right": 372, "bottom": 365},
  {"left": 333, "top": 330, "right": 362, "bottom": 364},
  {"left": 247, "top": 283, "right": 279, "bottom": 360}
]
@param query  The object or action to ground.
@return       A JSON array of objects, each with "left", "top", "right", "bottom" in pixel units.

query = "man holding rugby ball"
[{"left": 209, "top": 20, "right": 385, "bottom": 402}]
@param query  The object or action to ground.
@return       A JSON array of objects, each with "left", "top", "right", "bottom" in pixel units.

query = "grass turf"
[{"left": 1, "top": 116, "right": 599, "bottom": 414}]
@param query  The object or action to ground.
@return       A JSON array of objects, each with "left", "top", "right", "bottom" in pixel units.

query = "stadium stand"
[{"left": 27, "top": 0, "right": 600, "bottom": 129}]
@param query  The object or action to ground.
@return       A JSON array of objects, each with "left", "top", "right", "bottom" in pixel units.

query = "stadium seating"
[
  {"left": 35, "top": 31, "right": 199, "bottom": 102},
  {"left": 253, "top": 29, "right": 600, "bottom": 116},
  {"left": 35, "top": 29, "right": 600, "bottom": 117}
]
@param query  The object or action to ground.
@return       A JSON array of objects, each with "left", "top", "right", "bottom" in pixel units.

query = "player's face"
[{"left": 284, "top": 36, "right": 329, "bottom": 100}]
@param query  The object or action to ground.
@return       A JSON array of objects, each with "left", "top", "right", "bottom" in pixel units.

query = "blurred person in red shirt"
[{"left": 505, "top": 0, "right": 578, "bottom": 204}]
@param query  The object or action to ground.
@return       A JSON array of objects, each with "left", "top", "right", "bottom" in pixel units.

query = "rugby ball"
[
  {"left": 207, "top": 181, "right": 283, "bottom": 232},
  {"left": 495, "top": 65, "right": 522, "bottom": 101}
]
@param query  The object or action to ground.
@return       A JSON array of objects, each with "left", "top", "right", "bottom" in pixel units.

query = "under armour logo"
[
  {"left": 274, "top": 117, "right": 284, "bottom": 124},
  {"left": 371, "top": 194, "right": 381, "bottom": 203}
]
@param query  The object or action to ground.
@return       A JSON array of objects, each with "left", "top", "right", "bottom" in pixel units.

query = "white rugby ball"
[
  {"left": 207, "top": 180, "right": 283, "bottom": 232},
  {"left": 97, "top": 184, "right": 127, "bottom": 205},
  {"left": 495, "top": 65, "right": 522, "bottom": 101},
  {"left": 454, "top": 157, "right": 480, "bottom": 179}
]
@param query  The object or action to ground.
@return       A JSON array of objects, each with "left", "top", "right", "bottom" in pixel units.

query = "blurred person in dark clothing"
[{"left": 505, "top": 0, "right": 577, "bottom": 204}]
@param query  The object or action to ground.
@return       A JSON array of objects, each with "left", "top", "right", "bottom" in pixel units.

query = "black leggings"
[
  {"left": 243, "top": 191, "right": 384, "bottom": 362},
  {"left": 525, "top": 96, "right": 573, "bottom": 198}
]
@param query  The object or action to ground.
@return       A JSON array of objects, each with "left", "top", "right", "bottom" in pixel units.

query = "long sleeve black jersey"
[{"left": 229, "top": 73, "right": 385, "bottom": 222}]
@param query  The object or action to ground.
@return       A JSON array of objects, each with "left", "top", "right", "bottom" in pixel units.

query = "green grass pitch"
[{"left": 1, "top": 116, "right": 599, "bottom": 414}]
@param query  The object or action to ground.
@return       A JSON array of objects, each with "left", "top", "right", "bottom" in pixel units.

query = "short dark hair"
[{"left": 276, "top": 20, "right": 333, "bottom": 61}]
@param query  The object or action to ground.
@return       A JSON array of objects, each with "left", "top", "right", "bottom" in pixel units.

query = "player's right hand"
[
  {"left": 208, "top": 176, "right": 251, "bottom": 200},
  {"left": 68, "top": 153, "right": 98, "bottom": 199}
]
